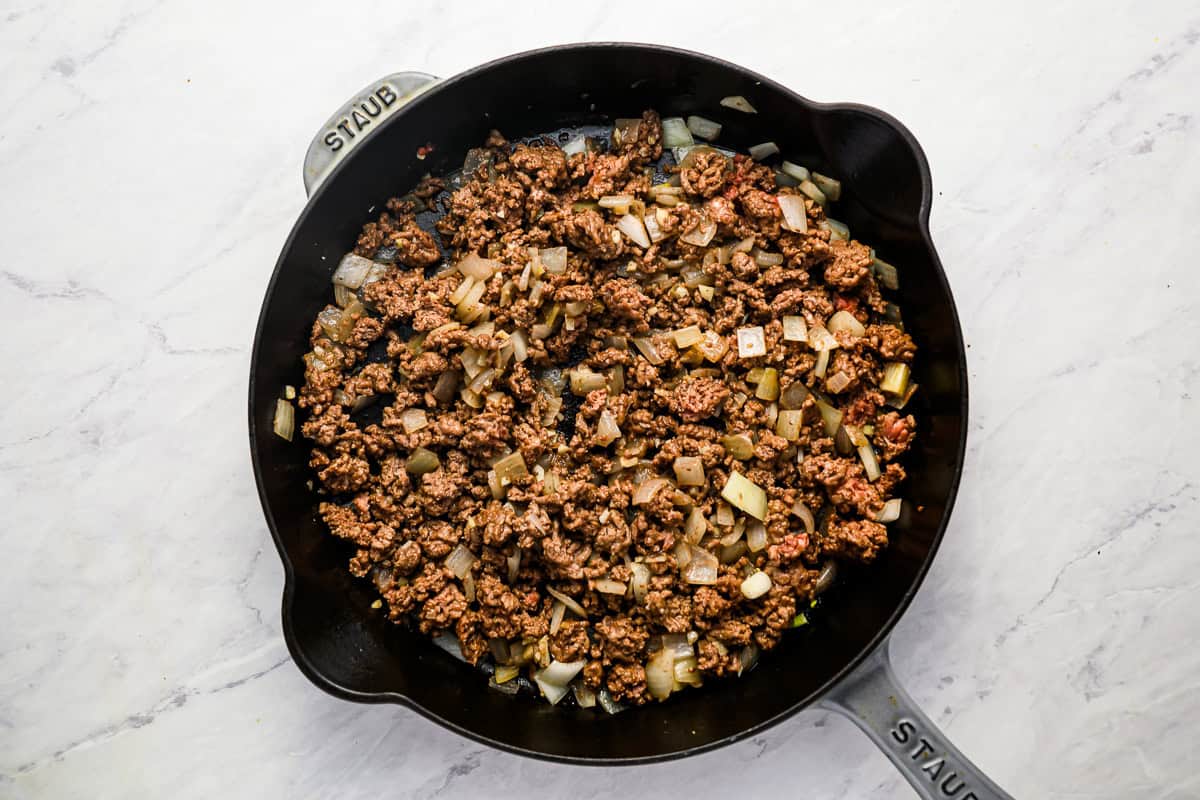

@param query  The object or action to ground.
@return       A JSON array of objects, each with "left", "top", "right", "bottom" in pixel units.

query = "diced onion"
[
  {"left": 782, "top": 315, "right": 808, "bottom": 342},
  {"left": 736, "top": 326, "right": 767, "bottom": 359},
  {"left": 674, "top": 656, "right": 702, "bottom": 686},
  {"left": 686, "top": 115, "right": 722, "bottom": 141},
  {"left": 682, "top": 545, "right": 719, "bottom": 585},
  {"left": 400, "top": 408, "right": 428, "bottom": 434},
  {"left": 811, "top": 172, "right": 842, "bottom": 201},
  {"left": 778, "top": 195, "right": 808, "bottom": 233},
  {"left": 881, "top": 362, "right": 911, "bottom": 397},
  {"left": 494, "top": 664, "right": 520, "bottom": 684},
  {"left": 780, "top": 161, "right": 810, "bottom": 182},
  {"left": 673, "top": 456, "right": 705, "bottom": 487},
  {"left": 738, "top": 644, "right": 760, "bottom": 675},
  {"left": 494, "top": 451, "right": 529, "bottom": 485},
  {"left": 607, "top": 364, "right": 625, "bottom": 395},
  {"left": 815, "top": 561, "right": 838, "bottom": 594},
  {"left": 754, "top": 250, "right": 785, "bottom": 268},
  {"left": 332, "top": 253, "right": 375, "bottom": 289},
  {"left": 775, "top": 409, "right": 803, "bottom": 441},
  {"left": 574, "top": 684, "right": 598, "bottom": 708},
  {"left": 715, "top": 501, "right": 735, "bottom": 527},
  {"left": 814, "top": 349, "right": 831, "bottom": 378},
  {"left": 877, "top": 498, "right": 903, "bottom": 523},
  {"left": 507, "top": 549, "right": 521, "bottom": 583},
  {"left": 721, "top": 433, "right": 754, "bottom": 460},
  {"left": 815, "top": 399, "right": 843, "bottom": 437},
  {"left": 643, "top": 213, "right": 667, "bottom": 243},
  {"left": 826, "top": 371, "right": 852, "bottom": 394},
  {"left": 432, "top": 370, "right": 459, "bottom": 405},
  {"left": 684, "top": 506, "right": 707, "bottom": 543},
  {"left": 549, "top": 600, "right": 566, "bottom": 635},
  {"left": 273, "top": 399, "right": 295, "bottom": 441},
  {"left": 697, "top": 330, "right": 728, "bottom": 363},
  {"left": 720, "top": 95, "right": 757, "bottom": 113},
  {"left": 825, "top": 218, "right": 850, "bottom": 241},
  {"left": 808, "top": 324, "right": 839, "bottom": 352},
  {"left": 646, "top": 647, "right": 676, "bottom": 701},
  {"left": 631, "top": 337, "right": 665, "bottom": 365},
  {"left": 545, "top": 586, "right": 587, "bottom": 618},
  {"left": 562, "top": 136, "right": 588, "bottom": 156},
  {"left": 828, "top": 310, "right": 866, "bottom": 338},
  {"left": 597, "top": 689, "right": 626, "bottom": 715},
  {"left": 535, "top": 660, "right": 586, "bottom": 703},
  {"left": 679, "top": 215, "right": 717, "bottom": 247},
  {"left": 539, "top": 246, "right": 568, "bottom": 274},
  {"left": 457, "top": 252, "right": 502, "bottom": 281},
  {"left": 633, "top": 477, "right": 670, "bottom": 506},
  {"left": 333, "top": 282, "right": 355, "bottom": 308},
  {"left": 748, "top": 141, "right": 780, "bottom": 161},
  {"left": 662, "top": 116, "right": 694, "bottom": 147},
  {"left": 630, "top": 562, "right": 650, "bottom": 604},
  {"left": 406, "top": 447, "right": 440, "bottom": 474},
  {"left": 746, "top": 521, "right": 768, "bottom": 552},
  {"left": 595, "top": 410, "right": 622, "bottom": 446},
  {"left": 858, "top": 441, "right": 882, "bottom": 481},
  {"left": 599, "top": 194, "right": 634, "bottom": 209},
  {"left": 873, "top": 257, "right": 900, "bottom": 290},
  {"left": 740, "top": 570, "right": 772, "bottom": 600},
  {"left": 755, "top": 367, "right": 780, "bottom": 401},
  {"left": 617, "top": 214, "right": 651, "bottom": 249},
  {"left": 449, "top": 275, "right": 476, "bottom": 305},
  {"left": 672, "top": 325, "right": 704, "bottom": 348},
  {"left": 444, "top": 544, "right": 477, "bottom": 579},
  {"left": 509, "top": 329, "right": 529, "bottom": 363},
  {"left": 721, "top": 471, "right": 767, "bottom": 520},
  {"left": 569, "top": 367, "right": 608, "bottom": 395},
  {"left": 798, "top": 179, "right": 827, "bottom": 206},
  {"left": 780, "top": 380, "right": 809, "bottom": 410},
  {"left": 698, "top": 285, "right": 715, "bottom": 301},
  {"left": 593, "top": 578, "right": 627, "bottom": 595}
]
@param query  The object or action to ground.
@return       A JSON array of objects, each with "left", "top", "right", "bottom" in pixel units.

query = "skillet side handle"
[
  {"left": 817, "top": 639, "right": 1013, "bottom": 800},
  {"left": 303, "top": 72, "right": 440, "bottom": 196}
]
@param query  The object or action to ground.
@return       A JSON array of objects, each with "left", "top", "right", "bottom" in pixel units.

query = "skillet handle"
[
  {"left": 303, "top": 72, "right": 440, "bottom": 196},
  {"left": 817, "top": 638, "right": 1013, "bottom": 799}
]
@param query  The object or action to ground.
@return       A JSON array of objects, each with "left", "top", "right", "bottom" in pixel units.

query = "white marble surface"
[{"left": 2, "top": 1, "right": 1198, "bottom": 797}]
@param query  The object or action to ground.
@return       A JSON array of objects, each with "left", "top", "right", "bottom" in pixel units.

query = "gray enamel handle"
[
  {"left": 303, "top": 72, "right": 440, "bottom": 195},
  {"left": 818, "top": 638, "right": 1013, "bottom": 799}
]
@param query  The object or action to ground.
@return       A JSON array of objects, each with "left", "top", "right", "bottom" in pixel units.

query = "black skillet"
[{"left": 249, "top": 43, "right": 1012, "bottom": 798}]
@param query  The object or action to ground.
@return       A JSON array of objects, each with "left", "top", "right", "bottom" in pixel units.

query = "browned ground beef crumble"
[{"left": 297, "top": 110, "right": 917, "bottom": 706}]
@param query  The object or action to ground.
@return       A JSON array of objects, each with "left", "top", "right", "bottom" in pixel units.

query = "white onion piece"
[
  {"left": 574, "top": 684, "right": 598, "bottom": 708},
  {"left": 721, "top": 471, "right": 767, "bottom": 520},
  {"left": 814, "top": 349, "right": 831, "bottom": 378},
  {"left": 825, "top": 217, "right": 850, "bottom": 241},
  {"left": 683, "top": 545, "right": 719, "bottom": 585},
  {"left": 643, "top": 213, "right": 667, "bottom": 243},
  {"left": 736, "top": 326, "right": 767, "bottom": 359},
  {"left": 333, "top": 253, "right": 375, "bottom": 289},
  {"left": 534, "top": 677, "right": 571, "bottom": 705},
  {"left": 858, "top": 441, "right": 882, "bottom": 482},
  {"left": 617, "top": 214, "right": 651, "bottom": 249},
  {"left": 273, "top": 399, "right": 294, "bottom": 441},
  {"left": 720, "top": 95, "right": 757, "bottom": 114},
  {"left": 685, "top": 115, "right": 722, "bottom": 141},
  {"left": 400, "top": 408, "right": 428, "bottom": 434},
  {"left": 444, "top": 544, "right": 477, "bottom": 579},
  {"left": 748, "top": 141, "right": 780, "bottom": 161},
  {"left": 877, "top": 498, "right": 902, "bottom": 523},
  {"left": 633, "top": 477, "right": 670, "bottom": 506},
  {"left": 545, "top": 586, "right": 587, "bottom": 618},
  {"left": 815, "top": 399, "right": 842, "bottom": 436},
  {"left": 740, "top": 570, "right": 772, "bottom": 600},
  {"left": 782, "top": 315, "right": 808, "bottom": 342},
  {"left": 645, "top": 647, "right": 676, "bottom": 701},
  {"left": 494, "top": 664, "right": 520, "bottom": 684},
  {"left": 791, "top": 500, "right": 816, "bottom": 535},
  {"left": 599, "top": 194, "right": 634, "bottom": 209},
  {"left": 775, "top": 409, "right": 803, "bottom": 441},
  {"left": 671, "top": 325, "right": 704, "bottom": 348},
  {"left": 679, "top": 216, "right": 717, "bottom": 247},
  {"left": 826, "top": 371, "right": 852, "bottom": 394},
  {"left": 808, "top": 324, "right": 839, "bottom": 352},
  {"left": 594, "top": 410, "right": 622, "bottom": 447},
  {"left": 828, "top": 310, "right": 866, "bottom": 338},
  {"left": 593, "top": 578, "right": 627, "bottom": 595},
  {"left": 662, "top": 633, "right": 694, "bottom": 660},
  {"left": 549, "top": 600, "right": 566, "bottom": 635},
  {"left": 684, "top": 506, "right": 707, "bottom": 544},
  {"left": 673, "top": 456, "right": 705, "bottom": 487},
  {"left": 780, "top": 161, "right": 810, "bottom": 182},
  {"left": 509, "top": 329, "right": 529, "bottom": 363},
  {"left": 737, "top": 643, "right": 760, "bottom": 675},
  {"left": 506, "top": 549, "right": 522, "bottom": 583},
  {"left": 873, "top": 257, "right": 900, "bottom": 290},
  {"left": 457, "top": 252, "right": 501, "bottom": 281},
  {"left": 778, "top": 195, "right": 808, "bottom": 233},
  {"left": 811, "top": 172, "right": 842, "bottom": 201},
  {"left": 754, "top": 250, "right": 784, "bottom": 267},
  {"left": 631, "top": 336, "right": 665, "bottom": 365},
  {"left": 449, "top": 275, "right": 476, "bottom": 305},
  {"left": 597, "top": 689, "right": 626, "bottom": 715},
  {"left": 662, "top": 116, "right": 694, "bottom": 147},
  {"left": 630, "top": 562, "right": 650, "bottom": 603},
  {"left": 746, "top": 521, "right": 768, "bottom": 552},
  {"left": 674, "top": 656, "right": 702, "bottom": 686},
  {"left": 798, "top": 179, "right": 827, "bottom": 206},
  {"left": 539, "top": 246, "right": 568, "bottom": 274}
]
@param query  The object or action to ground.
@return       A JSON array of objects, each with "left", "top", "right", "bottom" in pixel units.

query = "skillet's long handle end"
[
  {"left": 817, "top": 640, "right": 1013, "bottom": 800},
  {"left": 303, "top": 72, "right": 439, "bottom": 196}
]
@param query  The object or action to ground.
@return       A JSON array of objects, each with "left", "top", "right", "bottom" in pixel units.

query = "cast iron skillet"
[{"left": 249, "top": 43, "right": 1011, "bottom": 798}]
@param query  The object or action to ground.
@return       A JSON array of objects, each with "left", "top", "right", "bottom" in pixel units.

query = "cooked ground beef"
[{"left": 294, "top": 112, "right": 918, "bottom": 707}]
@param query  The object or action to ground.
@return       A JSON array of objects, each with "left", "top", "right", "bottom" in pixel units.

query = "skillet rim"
[{"left": 247, "top": 40, "right": 969, "bottom": 765}]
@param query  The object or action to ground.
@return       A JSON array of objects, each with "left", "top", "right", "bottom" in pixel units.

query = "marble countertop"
[{"left": 3, "top": 1, "right": 1198, "bottom": 797}]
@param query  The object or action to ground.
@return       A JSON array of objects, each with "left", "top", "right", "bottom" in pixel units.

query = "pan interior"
[{"left": 250, "top": 43, "right": 966, "bottom": 763}]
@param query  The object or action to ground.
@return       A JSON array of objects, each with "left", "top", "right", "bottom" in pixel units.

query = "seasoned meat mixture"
[{"left": 286, "top": 111, "right": 918, "bottom": 707}]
